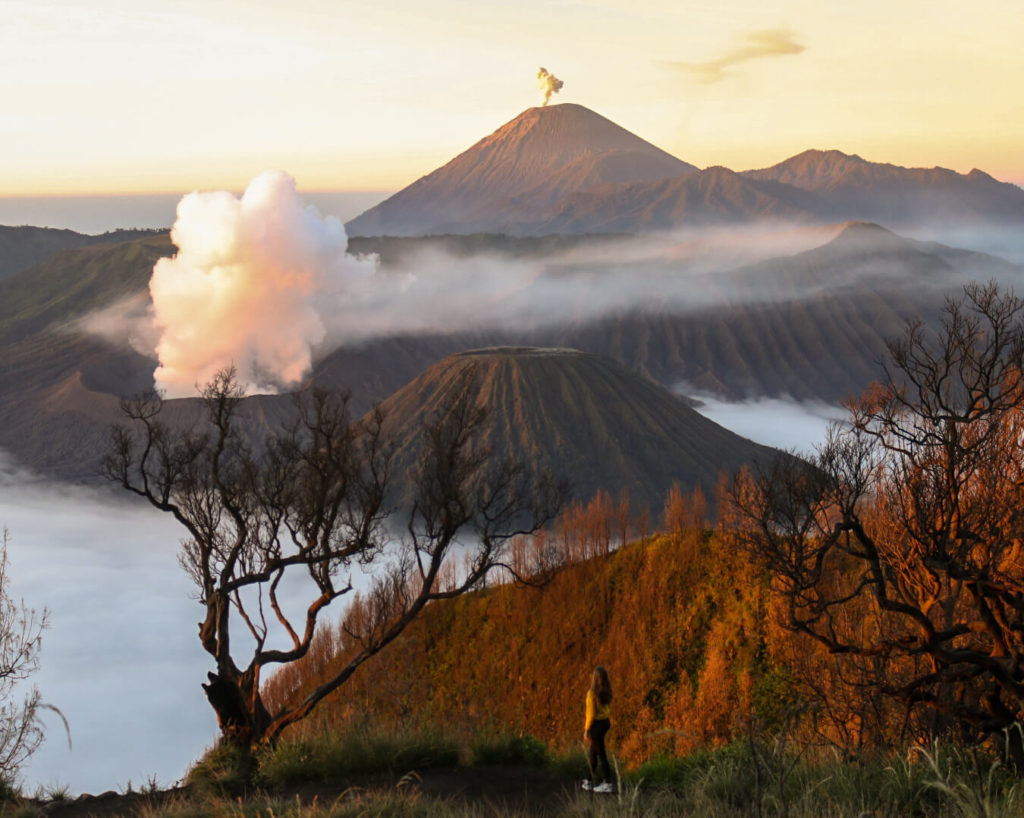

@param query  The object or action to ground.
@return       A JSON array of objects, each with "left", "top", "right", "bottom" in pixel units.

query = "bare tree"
[
  {"left": 0, "top": 528, "right": 48, "bottom": 783},
  {"left": 734, "top": 283, "right": 1024, "bottom": 766},
  {"left": 104, "top": 368, "right": 561, "bottom": 768}
]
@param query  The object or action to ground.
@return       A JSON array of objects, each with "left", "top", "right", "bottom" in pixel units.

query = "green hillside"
[{"left": 0, "top": 232, "right": 172, "bottom": 346}]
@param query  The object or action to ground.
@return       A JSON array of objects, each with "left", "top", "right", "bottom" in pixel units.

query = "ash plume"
[
  {"left": 536, "top": 67, "right": 564, "bottom": 106},
  {"left": 149, "top": 171, "right": 376, "bottom": 397},
  {"left": 665, "top": 29, "right": 804, "bottom": 83}
]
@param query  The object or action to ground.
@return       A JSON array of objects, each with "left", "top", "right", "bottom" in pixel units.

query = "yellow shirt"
[{"left": 585, "top": 689, "right": 611, "bottom": 732}]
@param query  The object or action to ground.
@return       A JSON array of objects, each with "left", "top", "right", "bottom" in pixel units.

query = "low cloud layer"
[
  {"left": 0, "top": 468, "right": 210, "bottom": 792},
  {"left": 665, "top": 29, "right": 805, "bottom": 83},
  {"left": 0, "top": 455, "right": 379, "bottom": 793},
  {"left": 690, "top": 393, "right": 847, "bottom": 454},
  {"left": 76, "top": 175, "right": 1024, "bottom": 400}
]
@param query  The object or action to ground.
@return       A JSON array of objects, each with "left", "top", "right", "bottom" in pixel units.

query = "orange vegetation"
[{"left": 263, "top": 483, "right": 903, "bottom": 764}]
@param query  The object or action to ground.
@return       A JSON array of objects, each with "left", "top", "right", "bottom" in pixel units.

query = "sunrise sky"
[{"left": 4, "top": 0, "right": 1022, "bottom": 196}]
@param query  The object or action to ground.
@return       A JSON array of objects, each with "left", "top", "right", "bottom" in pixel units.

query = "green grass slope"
[{"left": 0, "top": 232, "right": 172, "bottom": 346}]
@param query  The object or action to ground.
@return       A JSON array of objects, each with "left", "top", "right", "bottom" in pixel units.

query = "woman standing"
[{"left": 582, "top": 666, "right": 613, "bottom": 793}]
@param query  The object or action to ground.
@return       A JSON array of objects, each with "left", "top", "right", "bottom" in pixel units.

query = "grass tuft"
[{"left": 185, "top": 741, "right": 252, "bottom": 798}]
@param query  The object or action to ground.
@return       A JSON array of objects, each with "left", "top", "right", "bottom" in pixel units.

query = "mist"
[
  {"left": 690, "top": 393, "right": 847, "bottom": 454},
  {"left": 304, "top": 220, "right": 1024, "bottom": 361},
  {"left": 75, "top": 174, "right": 1024, "bottom": 400},
  {"left": 0, "top": 467, "right": 211, "bottom": 793},
  {"left": 0, "top": 456, "right": 386, "bottom": 793}
]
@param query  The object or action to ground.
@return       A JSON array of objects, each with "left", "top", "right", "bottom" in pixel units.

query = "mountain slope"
[
  {"left": 346, "top": 104, "right": 1024, "bottom": 238},
  {"left": 536, "top": 165, "right": 823, "bottom": 233},
  {"left": 375, "top": 347, "right": 780, "bottom": 511},
  {"left": 346, "top": 104, "right": 696, "bottom": 237},
  {"left": 2, "top": 223, "right": 1019, "bottom": 482},
  {"left": 0, "top": 232, "right": 173, "bottom": 345},
  {"left": 266, "top": 524, "right": 781, "bottom": 766},
  {"left": 532, "top": 222, "right": 1019, "bottom": 401}
]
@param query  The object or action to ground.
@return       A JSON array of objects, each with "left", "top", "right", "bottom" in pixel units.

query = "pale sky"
[{"left": 4, "top": 0, "right": 1022, "bottom": 196}]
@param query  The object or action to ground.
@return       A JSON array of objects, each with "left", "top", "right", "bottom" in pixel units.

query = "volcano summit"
[{"left": 346, "top": 103, "right": 696, "bottom": 237}]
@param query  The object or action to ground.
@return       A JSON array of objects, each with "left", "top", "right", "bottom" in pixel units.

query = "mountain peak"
[
  {"left": 743, "top": 149, "right": 869, "bottom": 189},
  {"left": 823, "top": 220, "right": 904, "bottom": 251},
  {"left": 835, "top": 220, "right": 894, "bottom": 236},
  {"left": 346, "top": 105, "right": 696, "bottom": 237},
  {"left": 967, "top": 168, "right": 997, "bottom": 183},
  {"left": 377, "top": 347, "right": 778, "bottom": 510},
  {"left": 790, "top": 148, "right": 866, "bottom": 164}
]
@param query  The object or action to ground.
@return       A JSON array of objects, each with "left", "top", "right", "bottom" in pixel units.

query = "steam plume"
[
  {"left": 665, "top": 29, "right": 804, "bottom": 83},
  {"left": 149, "top": 171, "right": 375, "bottom": 397},
  {"left": 536, "top": 67, "right": 564, "bottom": 106}
]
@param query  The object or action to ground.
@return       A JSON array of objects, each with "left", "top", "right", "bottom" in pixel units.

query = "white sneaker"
[
  {"left": 580, "top": 780, "right": 593, "bottom": 791},
  {"left": 594, "top": 782, "right": 614, "bottom": 793}
]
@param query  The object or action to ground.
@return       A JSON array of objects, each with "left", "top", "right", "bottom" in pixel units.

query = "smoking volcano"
[
  {"left": 150, "top": 171, "right": 375, "bottom": 397},
  {"left": 346, "top": 103, "right": 697, "bottom": 237}
]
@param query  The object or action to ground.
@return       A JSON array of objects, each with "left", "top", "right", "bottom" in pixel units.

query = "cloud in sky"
[{"left": 664, "top": 28, "right": 805, "bottom": 83}]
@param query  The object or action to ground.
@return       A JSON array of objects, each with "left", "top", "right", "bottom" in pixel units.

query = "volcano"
[
  {"left": 346, "top": 104, "right": 696, "bottom": 237},
  {"left": 374, "top": 346, "right": 779, "bottom": 511},
  {"left": 347, "top": 106, "right": 1024, "bottom": 238}
]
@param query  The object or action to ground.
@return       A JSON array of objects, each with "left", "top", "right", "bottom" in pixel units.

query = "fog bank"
[
  {"left": 691, "top": 394, "right": 847, "bottom": 453},
  {"left": 0, "top": 468, "right": 213, "bottom": 792}
]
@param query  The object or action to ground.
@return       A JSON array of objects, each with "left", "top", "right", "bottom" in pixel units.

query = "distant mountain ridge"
[
  {"left": 346, "top": 105, "right": 1024, "bottom": 236},
  {"left": 0, "top": 225, "right": 163, "bottom": 281},
  {"left": 0, "top": 232, "right": 173, "bottom": 346},
  {"left": 743, "top": 149, "right": 1024, "bottom": 227}
]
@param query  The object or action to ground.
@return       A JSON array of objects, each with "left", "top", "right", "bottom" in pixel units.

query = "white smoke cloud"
[
  {"left": 536, "top": 67, "right": 564, "bottom": 106},
  {"left": 71, "top": 291, "right": 160, "bottom": 358},
  {"left": 150, "top": 171, "right": 376, "bottom": 397}
]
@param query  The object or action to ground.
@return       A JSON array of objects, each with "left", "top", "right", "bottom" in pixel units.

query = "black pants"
[{"left": 587, "top": 718, "right": 612, "bottom": 782}]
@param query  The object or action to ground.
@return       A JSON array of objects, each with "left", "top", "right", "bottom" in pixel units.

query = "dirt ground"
[{"left": 32, "top": 765, "right": 596, "bottom": 817}]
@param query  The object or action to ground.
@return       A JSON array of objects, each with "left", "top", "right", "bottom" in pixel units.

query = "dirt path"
[{"left": 34, "top": 765, "right": 586, "bottom": 817}]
